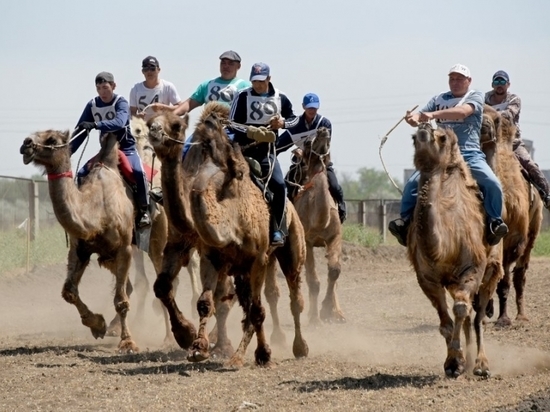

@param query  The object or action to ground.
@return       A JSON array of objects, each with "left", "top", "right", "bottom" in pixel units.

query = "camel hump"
[
  {"left": 97, "top": 133, "right": 120, "bottom": 169},
  {"left": 199, "top": 101, "right": 230, "bottom": 123}
]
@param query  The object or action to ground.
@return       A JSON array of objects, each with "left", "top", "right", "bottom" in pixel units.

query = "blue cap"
[
  {"left": 302, "top": 93, "right": 320, "bottom": 109},
  {"left": 492, "top": 70, "right": 510, "bottom": 82},
  {"left": 250, "top": 62, "right": 270, "bottom": 81}
]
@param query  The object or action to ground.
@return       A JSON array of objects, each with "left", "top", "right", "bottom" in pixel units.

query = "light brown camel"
[
  {"left": 407, "top": 123, "right": 503, "bottom": 377},
  {"left": 20, "top": 131, "right": 138, "bottom": 353},
  {"left": 480, "top": 105, "right": 543, "bottom": 327},
  {"left": 147, "top": 103, "right": 309, "bottom": 367},
  {"left": 291, "top": 127, "right": 344, "bottom": 324},
  {"left": 102, "top": 119, "right": 202, "bottom": 346}
]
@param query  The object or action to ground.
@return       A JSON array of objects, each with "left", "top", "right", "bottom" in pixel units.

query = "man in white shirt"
[{"left": 129, "top": 56, "right": 182, "bottom": 118}]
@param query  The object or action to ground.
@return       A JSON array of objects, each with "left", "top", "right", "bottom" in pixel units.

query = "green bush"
[
  {"left": 533, "top": 229, "right": 550, "bottom": 257},
  {"left": 0, "top": 225, "right": 68, "bottom": 275},
  {"left": 342, "top": 223, "right": 383, "bottom": 248}
]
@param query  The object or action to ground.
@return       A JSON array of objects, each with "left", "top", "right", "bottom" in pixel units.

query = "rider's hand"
[
  {"left": 405, "top": 111, "right": 420, "bottom": 127},
  {"left": 77, "top": 121, "right": 97, "bottom": 131},
  {"left": 292, "top": 148, "right": 303, "bottom": 158},
  {"left": 269, "top": 116, "right": 285, "bottom": 130}
]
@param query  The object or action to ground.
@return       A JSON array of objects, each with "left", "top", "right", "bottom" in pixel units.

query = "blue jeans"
[{"left": 400, "top": 149, "right": 503, "bottom": 221}]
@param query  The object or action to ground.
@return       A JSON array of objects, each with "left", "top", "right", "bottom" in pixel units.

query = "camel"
[
  {"left": 407, "top": 123, "right": 503, "bottom": 377},
  {"left": 100, "top": 119, "right": 202, "bottom": 346},
  {"left": 147, "top": 102, "right": 309, "bottom": 367},
  {"left": 20, "top": 131, "right": 139, "bottom": 353},
  {"left": 290, "top": 127, "right": 344, "bottom": 324},
  {"left": 480, "top": 105, "right": 542, "bottom": 327}
]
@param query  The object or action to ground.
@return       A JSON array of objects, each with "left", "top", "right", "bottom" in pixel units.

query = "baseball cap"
[
  {"left": 219, "top": 50, "right": 241, "bottom": 62},
  {"left": 142, "top": 56, "right": 160, "bottom": 68},
  {"left": 302, "top": 93, "right": 320, "bottom": 109},
  {"left": 250, "top": 62, "right": 270, "bottom": 81},
  {"left": 492, "top": 70, "right": 510, "bottom": 82},
  {"left": 448, "top": 63, "right": 471, "bottom": 78},
  {"left": 95, "top": 71, "right": 115, "bottom": 84}
]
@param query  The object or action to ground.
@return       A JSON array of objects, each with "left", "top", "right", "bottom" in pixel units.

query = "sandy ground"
[{"left": 1, "top": 242, "right": 550, "bottom": 411}]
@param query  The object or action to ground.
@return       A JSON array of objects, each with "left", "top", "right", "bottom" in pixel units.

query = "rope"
[{"left": 379, "top": 105, "right": 418, "bottom": 195}]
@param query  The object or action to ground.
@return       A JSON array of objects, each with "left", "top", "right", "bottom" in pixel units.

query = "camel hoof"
[
  {"left": 516, "top": 314, "right": 529, "bottom": 322},
  {"left": 117, "top": 339, "right": 139, "bottom": 354},
  {"left": 105, "top": 329, "right": 120, "bottom": 338},
  {"left": 270, "top": 328, "right": 287, "bottom": 348},
  {"left": 473, "top": 368, "right": 491, "bottom": 378},
  {"left": 293, "top": 338, "right": 309, "bottom": 358},
  {"left": 495, "top": 316, "right": 513, "bottom": 328},
  {"left": 444, "top": 357, "right": 465, "bottom": 378},
  {"left": 187, "top": 350, "right": 209, "bottom": 363},
  {"left": 225, "top": 356, "right": 244, "bottom": 369}
]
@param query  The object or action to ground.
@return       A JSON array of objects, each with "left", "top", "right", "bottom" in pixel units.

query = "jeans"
[{"left": 400, "top": 149, "right": 503, "bottom": 221}]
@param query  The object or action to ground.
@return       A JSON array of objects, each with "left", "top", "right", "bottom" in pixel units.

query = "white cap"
[{"left": 448, "top": 63, "right": 471, "bottom": 78}]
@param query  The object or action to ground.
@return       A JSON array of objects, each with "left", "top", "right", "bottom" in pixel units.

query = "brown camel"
[
  {"left": 480, "top": 105, "right": 542, "bottom": 327},
  {"left": 20, "top": 131, "right": 138, "bottom": 353},
  {"left": 290, "top": 127, "right": 344, "bottom": 324},
  {"left": 147, "top": 102, "right": 309, "bottom": 367},
  {"left": 407, "top": 123, "right": 503, "bottom": 377},
  {"left": 102, "top": 118, "right": 201, "bottom": 346}
]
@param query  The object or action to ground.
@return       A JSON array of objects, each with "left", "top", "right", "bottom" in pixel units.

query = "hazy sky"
[{"left": 1, "top": 0, "right": 549, "bottom": 184}]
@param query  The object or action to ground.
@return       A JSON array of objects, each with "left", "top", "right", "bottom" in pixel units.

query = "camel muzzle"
[{"left": 20, "top": 138, "right": 36, "bottom": 165}]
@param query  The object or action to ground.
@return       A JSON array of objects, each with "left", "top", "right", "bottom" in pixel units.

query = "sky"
[{"left": 1, "top": 0, "right": 549, "bottom": 185}]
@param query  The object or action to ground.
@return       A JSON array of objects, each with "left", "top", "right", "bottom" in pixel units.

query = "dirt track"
[{"left": 1, "top": 243, "right": 550, "bottom": 411}]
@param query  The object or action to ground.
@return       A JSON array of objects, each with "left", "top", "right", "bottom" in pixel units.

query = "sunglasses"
[
  {"left": 492, "top": 79, "right": 507, "bottom": 86},
  {"left": 142, "top": 66, "right": 157, "bottom": 72}
]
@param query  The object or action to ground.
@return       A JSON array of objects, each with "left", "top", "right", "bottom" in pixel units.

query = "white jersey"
[
  {"left": 245, "top": 90, "right": 281, "bottom": 125},
  {"left": 129, "top": 79, "right": 181, "bottom": 111},
  {"left": 91, "top": 95, "right": 121, "bottom": 123},
  {"left": 433, "top": 90, "right": 474, "bottom": 124}
]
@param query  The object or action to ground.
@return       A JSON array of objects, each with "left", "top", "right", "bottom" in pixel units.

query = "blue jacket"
[
  {"left": 277, "top": 113, "right": 332, "bottom": 154},
  {"left": 71, "top": 95, "right": 137, "bottom": 154},
  {"left": 228, "top": 83, "right": 298, "bottom": 158}
]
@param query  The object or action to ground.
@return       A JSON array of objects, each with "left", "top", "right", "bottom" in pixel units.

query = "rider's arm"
[
  {"left": 172, "top": 98, "right": 201, "bottom": 116},
  {"left": 501, "top": 95, "right": 521, "bottom": 122},
  {"left": 70, "top": 101, "right": 94, "bottom": 154},
  {"left": 281, "top": 94, "right": 299, "bottom": 129}
]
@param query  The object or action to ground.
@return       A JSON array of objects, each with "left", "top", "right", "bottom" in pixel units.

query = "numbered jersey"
[
  {"left": 192, "top": 77, "right": 250, "bottom": 106},
  {"left": 432, "top": 90, "right": 474, "bottom": 124},
  {"left": 246, "top": 90, "right": 281, "bottom": 125},
  {"left": 91, "top": 95, "right": 121, "bottom": 123},
  {"left": 129, "top": 80, "right": 181, "bottom": 111}
]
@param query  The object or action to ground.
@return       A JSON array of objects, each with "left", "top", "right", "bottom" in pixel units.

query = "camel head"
[
  {"left": 146, "top": 112, "right": 189, "bottom": 161},
  {"left": 412, "top": 123, "right": 460, "bottom": 173},
  {"left": 191, "top": 102, "right": 246, "bottom": 180},
  {"left": 20, "top": 130, "right": 72, "bottom": 173},
  {"left": 131, "top": 116, "right": 149, "bottom": 147},
  {"left": 480, "top": 104, "right": 501, "bottom": 149},
  {"left": 302, "top": 127, "right": 331, "bottom": 167}
]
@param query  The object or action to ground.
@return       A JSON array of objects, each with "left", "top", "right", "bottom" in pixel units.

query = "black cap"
[
  {"left": 95, "top": 71, "right": 115, "bottom": 84},
  {"left": 219, "top": 50, "right": 241, "bottom": 62},
  {"left": 141, "top": 56, "right": 160, "bottom": 68}
]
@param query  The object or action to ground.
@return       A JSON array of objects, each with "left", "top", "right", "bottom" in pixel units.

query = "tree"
[{"left": 340, "top": 167, "right": 402, "bottom": 200}]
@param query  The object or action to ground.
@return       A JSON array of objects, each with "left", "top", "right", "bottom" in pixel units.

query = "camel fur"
[
  {"left": 147, "top": 102, "right": 308, "bottom": 367},
  {"left": 407, "top": 123, "right": 503, "bottom": 377},
  {"left": 291, "top": 127, "right": 344, "bottom": 324},
  {"left": 20, "top": 130, "right": 138, "bottom": 353},
  {"left": 480, "top": 105, "right": 542, "bottom": 326}
]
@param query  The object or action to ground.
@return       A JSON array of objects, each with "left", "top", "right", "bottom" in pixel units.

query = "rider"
[
  {"left": 129, "top": 56, "right": 182, "bottom": 119},
  {"left": 485, "top": 70, "right": 550, "bottom": 209},
  {"left": 388, "top": 64, "right": 508, "bottom": 247},
  {"left": 277, "top": 93, "right": 347, "bottom": 223},
  {"left": 71, "top": 71, "right": 151, "bottom": 228},
  {"left": 228, "top": 62, "right": 298, "bottom": 246}
]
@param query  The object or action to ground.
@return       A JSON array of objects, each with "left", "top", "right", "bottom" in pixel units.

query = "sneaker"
[
  {"left": 486, "top": 219, "right": 508, "bottom": 246},
  {"left": 138, "top": 212, "right": 152, "bottom": 228},
  {"left": 544, "top": 195, "right": 550, "bottom": 210},
  {"left": 388, "top": 218, "right": 409, "bottom": 247},
  {"left": 271, "top": 230, "right": 285, "bottom": 247}
]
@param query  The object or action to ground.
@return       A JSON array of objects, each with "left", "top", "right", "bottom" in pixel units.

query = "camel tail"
[{"left": 97, "top": 133, "right": 120, "bottom": 169}]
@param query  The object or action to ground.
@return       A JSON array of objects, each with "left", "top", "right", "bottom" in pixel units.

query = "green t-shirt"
[{"left": 190, "top": 77, "right": 251, "bottom": 106}]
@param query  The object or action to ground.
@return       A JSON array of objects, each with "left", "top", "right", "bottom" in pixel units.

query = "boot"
[
  {"left": 338, "top": 201, "right": 347, "bottom": 224},
  {"left": 544, "top": 194, "right": 550, "bottom": 211},
  {"left": 486, "top": 218, "right": 508, "bottom": 246},
  {"left": 388, "top": 218, "right": 410, "bottom": 247},
  {"left": 137, "top": 208, "right": 152, "bottom": 228},
  {"left": 271, "top": 230, "right": 285, "bottom": 247}
]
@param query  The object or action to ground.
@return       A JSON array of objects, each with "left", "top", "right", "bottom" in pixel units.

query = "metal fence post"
[
  {"left": 28, "top": 180, "right": 39, "bottom": 241},
  {"left": 379, "top": 200, "right": 387, "bottom": 243}
]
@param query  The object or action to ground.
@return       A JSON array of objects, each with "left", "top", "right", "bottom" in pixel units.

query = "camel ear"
[
  {"left": 63, "top": 130, "right": 71, "bottom": 142},
  {"left": 181, "top": 114, "right": 189, "bottom": 130}
]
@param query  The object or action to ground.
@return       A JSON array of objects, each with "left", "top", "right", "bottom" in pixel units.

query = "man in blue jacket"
[
  {"left": 277, "top": 93, "right": 346, "bottom": 223},
  {"left": 71, "top": 71, "right": 151, "bottom": 228},
  {"left": 228, "top": 62, "right": 298, "bottom": 246}
]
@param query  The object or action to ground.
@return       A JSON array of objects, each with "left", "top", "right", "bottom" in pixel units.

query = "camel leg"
[
  {"left": 512, "top": 229, "right": 537, "bottom": 322},
  {"left": 209, "top": 270, "right": 235, "bottom": 359},
  {"left": 495, "top": 266, "right": 512, "bottom": 327},
  {"left": 304, "top": 243, "right": 321, "bottom": 326},
  {"left": 188, "top": 254, "right": 221, "bottom": 362},
  {"left": 113, "top": 245, "right": 139, "bottom": 353},
  {"left": 187, "top": 248, "right": 201, "bottom": 319},
  {"left": 61, "top": 241, "right": 107, "bottom": 339},
  {"left": 320, "top": 236, "right": 345, "bottom": 323},
  {"left": 264, "top": 255, "right": 286, "bottom": 347},
  {"left": 250, "top": 262, "right": 272, "bottom": 367},
  {"left": 154, "top": 241, "right": 196, "bottom": 349},
  {"left": 106, "top": 276, "right": 135, "bottom": 337},
  {"left": 154, "top": 276, "right": 179, "bottom": 348}
]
